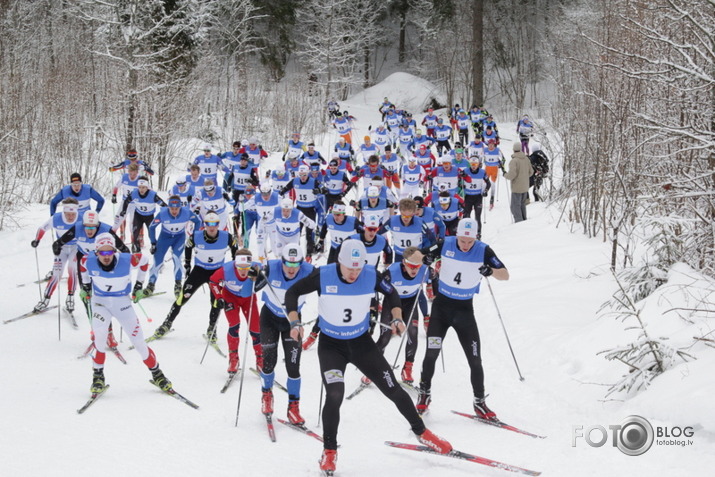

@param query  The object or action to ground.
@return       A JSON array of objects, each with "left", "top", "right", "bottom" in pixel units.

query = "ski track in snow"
[{"left": 1, "top": 72, "right": 713, "bottom": 477}]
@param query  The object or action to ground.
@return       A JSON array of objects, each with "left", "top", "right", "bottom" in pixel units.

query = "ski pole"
[
  {"left": 485, "top": 277, "right": 524, "bottom": 381},
  {"left": 136, "top": 300, "right": 152, "bottom": 323},
  {"left": 57, "top": 276, "right": 61, "bottom": 341},
  {"left": 34, "top": 247, "right": 43, "bottom": 300},
  {"left": 391, "top": 272, "right": 430, "bottom": 369},
  {"left": 440, "top": 346, "right": 445, "bottom": 373},
  {"left": 235, "top": 282, "right": 257, "bottom": 426},
  {"left": 316, "top": 382, "right": 324, "bottom": 428},
  {"left": 199, "top": 304, "right": 216, "bottom": 365}
]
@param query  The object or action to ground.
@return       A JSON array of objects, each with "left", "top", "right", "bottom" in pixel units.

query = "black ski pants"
[
  {"left": 419, "top": 293, "right": 485, "bottom": 399},
  {"left": 318, "top": 332, "right": 425, "bottom": 450}
]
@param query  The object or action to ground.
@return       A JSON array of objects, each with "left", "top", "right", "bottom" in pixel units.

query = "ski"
[
  {"left": 451, "top": 411, "right": 546, "bottom": 439},
  {"left": 108, "top": 346, "right": 127, "bottom": 364},
  {"left": 149, "top": 380, "right": 199, "bottom": 409},
  {"left": 250, "top": 368, "right": 288, "bottom": 393},
  {"left": 138, "top": 291, "right": 167, "bottom": 301},
  {"left": 202, "top": 334, "right": 227, "bottom": 357},
  {"left": 276, "top": 418, "right": 324, "bottom": 442},
  {"left": 129, "top": 328, "right": 174, "bottom": 349},
  {"left": 77, "top": 342, "right": 95, "bottom": 360},
  {"left": 400, "top": 381, "right": 420, "bottom": 394},
  {"left": 77, "top": 385, "right": 110, "bottom": 414},
  {"left": 346, "top": 381, "right": 370, "bottom": 400},
  {"left": 265, "top": 414, "right": 277, "bottom": 442},
  {"left": 16, "top": 276, "right": 52, "bottom": 288},
  {"left": 4, "top": 305, "right": 59, "bottom": 324},
  {"left": 384, "top": 441, "right": 541, "bottom": 476},
  {"left": 220, "top": 371, "right": 239, "bottom": 394},
  {"left": 65, "top": 309, "right": 79, "bottom": 329}
]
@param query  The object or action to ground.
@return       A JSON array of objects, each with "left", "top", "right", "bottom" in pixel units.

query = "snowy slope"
[{"left": 1, "top": 73, "right": 714, "bottom": 477}]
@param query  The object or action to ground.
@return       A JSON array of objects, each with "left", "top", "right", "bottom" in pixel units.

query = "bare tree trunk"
[
  {"left": 125, "top": 69, "right": 138, "bottom": 151},
  {"left": 398, "top": 12, "right": 406, "bottom": 63},
  {"left": 471, "top": 0, "right": 483, "bottom": 105}
]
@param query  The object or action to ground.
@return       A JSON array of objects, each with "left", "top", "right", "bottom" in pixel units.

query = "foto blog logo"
[{"left": 572, "top": 415, "right": 695, "bottom": 456}]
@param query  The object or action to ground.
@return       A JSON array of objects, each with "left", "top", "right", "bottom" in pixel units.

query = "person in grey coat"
[{"left": 504, "top": 142, "right": 534, "bottom": 222}]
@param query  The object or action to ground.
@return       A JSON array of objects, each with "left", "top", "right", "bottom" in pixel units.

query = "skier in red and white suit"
[{"left": 209, "top": 249, "right": 263, "bottom": 374}]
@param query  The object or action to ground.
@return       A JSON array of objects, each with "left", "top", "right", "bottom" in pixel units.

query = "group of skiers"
[{"left": 26, "top": 98, "right": 549, "bottom": 475}]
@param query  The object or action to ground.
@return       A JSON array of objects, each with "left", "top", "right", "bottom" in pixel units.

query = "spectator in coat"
[{"left": 504, "top": 142, "right": 534, "bottom": 223}]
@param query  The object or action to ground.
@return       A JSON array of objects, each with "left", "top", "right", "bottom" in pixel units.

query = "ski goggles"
[
  {"left": 96, "top": 249, "right": 115, "bottom": 256},
  {"left": 282, "top": 259, "right": 302, "bottom": 268},
  {"left": 204, "top": 221, "right": 220, "bottom": 227},
  {"left": 403, "top": 258, "right": 422, "bottom": 270}
]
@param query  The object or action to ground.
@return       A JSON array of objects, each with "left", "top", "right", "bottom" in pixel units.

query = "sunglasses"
[
  {"left": 403, "top": 259, "right": 422, "bottom": 270},
  {"left": 205, "top": 221, "right": 220, "bottom": 227},
  {"left": 96, "top": 249, "right": 114, "bottom": 256},
  {"left": 365, "top": 227, "right": 379, "bottom": 232},
  {"left": 127, "top": 154, "right": 138, "bottom": 158},
  {"left": 84, "top": 226, "right": 97, "bottom": 230},
  {"left": 400, "top": 214, "right": 413, "bottom": 219},
  {"left": 236, "top": 263, "right": 252, "bottom": 270},
  {"left": 282, "top": 259, "right": 301, "bottom": 268}
]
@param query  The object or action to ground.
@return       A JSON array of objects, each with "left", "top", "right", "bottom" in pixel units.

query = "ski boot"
[
  {"left": 206, "top": 325, "right": 217, "bottom": 344},
  {"left": 261, "top": 389, "right": 274, "bottom": 415},
  {"left": 33, "top": 297, "right": 50, "bottom": 313},
  {"left": 151, "top": 367, "right": 172, "bottom": 391},
  {"left": 416, "top": 387, "right": 431, "bottom": 415},
  {"left": 401, "top": 361, "right": 414, "bottom": 384},
  {"left": 287, "top": 400, "right": 305, "bottom": 426},
  {"left": 90, "top": 368, "right": 105, "bottom": 393},
  {"left": 173, "top": 280, "right": 182, "bottom": 299},
  {"left": 228, "top": 350, "right": 239, "bottom": 374},
  {"left": 473, "top": 396, "right": 497, "bottom": 421},
  {"left": 143, "top": 282, "right": 155, "bottom": 297},
  {"left": 302, "top": 331, "right": 318, "bottom": 351},
  {"left": 417, "top": 429, "right": 452, "bottom": 454},
  {"left": 151, "top": 320, "right": 172, "bottom": 340},
  {"left": 319, "top": 449, "right": 337, "bottom": 476},
  {"left": 65, "top": 294, "right": 75, "bottom": 313}
]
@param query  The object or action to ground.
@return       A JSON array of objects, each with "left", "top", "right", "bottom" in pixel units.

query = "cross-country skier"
[
  {"left": 49, "top": 172, "right": 105, "bottom": 217},
  {"left": 255, "top": 244, "right": 314, "bottom": 426},
  {"left": 209, "top": 249, "right": 263, "bottom": 374},
  {"left": 416, "top": 218, "right": 509, "bottom": 420},
  {"left": 79, "top": 232, "right": 173, "bottom": 394},
  {"left": 284, "top": 239, "right": 452, "bottom": 475}
]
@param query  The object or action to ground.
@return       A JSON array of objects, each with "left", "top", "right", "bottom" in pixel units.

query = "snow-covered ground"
[{"left": 1, "top": 73, "right": 713, "bottom": 477}]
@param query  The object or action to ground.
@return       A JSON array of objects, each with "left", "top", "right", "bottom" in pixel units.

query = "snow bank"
[{"left": 346, "top": 72, "right": 446, "bottom": 114}]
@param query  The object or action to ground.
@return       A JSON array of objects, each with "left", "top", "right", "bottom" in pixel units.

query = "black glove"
[
  {"left": 215, "top": 298, "right": 226, "bottom": 309},
  {"left": 349, "top": 200, "right": 356, "bottom": 207},
  {"left": 184, "top": 261, "right": 192, "bottom": 276},
  {"left": 482, "top": 190, "right": 489, "bottom": 197},
  {"left": 150, "top": 243, "right": 157, "bottom": 254},
  {"left": 31, "top": 239, "right": 39, "bottom": 248},
  {"left": 111, "top": 194, "right": 117, "bottom": 204},
  {"left": 248, "top": 265, "right": 260, "bottom": 278},
  {"left": 479, "top": 264, "right": 493, "bottom": 277},
  {"left": 312, "top": 188, "right": 321, "bottom": 195},
  {"left": 423, "top": 254, "right": 435, "bottom": 266},
  {"left": 52, "top": 241, "right": 62, "bottom": 256}
]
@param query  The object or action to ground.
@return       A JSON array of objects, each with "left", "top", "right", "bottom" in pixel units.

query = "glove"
[
  {"left": 80, "top": 284, "right": 92, "bottom": 304},
  {"left": 248, "top": 265, "right": 260, "bottom": 279},
  {"left": 312, "top": 188, "right": 321, "bottom": 195},
  {"left": 479, "top": 264, "right": 493, "bottom": 277},
  {"left": 31, "top": 239, "right": 39, "bottom": 248},
  {"left": 131, "top": 282, "right": 144, "bottom": 302},
  {"left": 482, "top": 190, "right": 489, "bottom": 197},
  {"left": 184, "top": 261, "right": 192, "bottom": 276},
  {"left": 315, "top": 239, "right": 324, "bottom": 254},
  {"left": 215, "top": 298, "right": 226, "bottom": 309},
  {"left": 52, "top": 241, "right": 62, "bottom": 256},
  {"left": 150, "top": 243, "right": 157, "bottom": 255},
  {"left": 111, "top": 194, "right": 117, "bottom": 204},
  {"left": 349, "top": 200, "right": 356, "bottom": 207}
]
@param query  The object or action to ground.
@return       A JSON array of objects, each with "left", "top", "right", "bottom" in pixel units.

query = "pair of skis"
[
  {"left": 77, "top": 381, "right": 199, "bottom": 414},
  {"left": 262, "top": 413, "right": 323, "bottom": 444}
]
